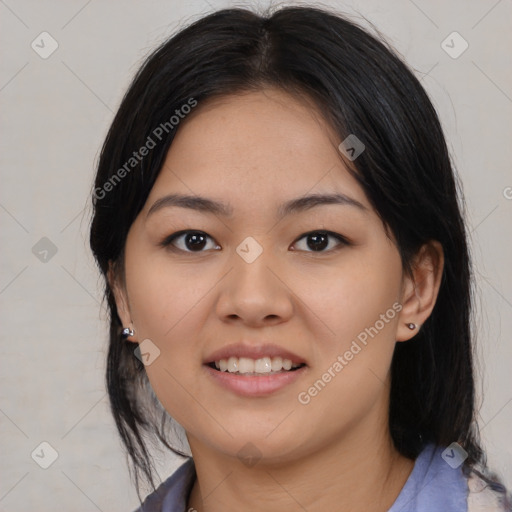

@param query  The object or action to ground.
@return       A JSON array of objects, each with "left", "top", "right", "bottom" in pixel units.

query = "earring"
[
  {"left": 122, "top": 327, "right": 135, "bottom": 338},
  {"left": 406, "top": 323, "right": 416, "bottom": 330}
]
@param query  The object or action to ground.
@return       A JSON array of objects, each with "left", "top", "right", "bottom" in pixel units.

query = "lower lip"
[{"left": 204, "top": 364, "right": 307, "bottom": 397}]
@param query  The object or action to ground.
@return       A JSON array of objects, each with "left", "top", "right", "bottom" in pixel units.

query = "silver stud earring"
[
  {"left": 122, "top": 327, "right": 135, "bottom": 338},
  {"left": 406, "top": 323, "right": 416, "bottom": 330}
]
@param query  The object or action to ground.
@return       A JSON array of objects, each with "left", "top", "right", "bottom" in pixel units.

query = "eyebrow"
[{"left": 146, "top": 192, "right": 368, "bottom": 219}]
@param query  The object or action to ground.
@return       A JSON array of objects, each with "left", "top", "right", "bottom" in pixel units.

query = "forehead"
[{"left": 145, "top": 88, "right": 370, "bottom": 214}]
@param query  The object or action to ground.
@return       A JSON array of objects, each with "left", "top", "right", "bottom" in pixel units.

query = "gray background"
[{"left": 1, "top": 0, "right": 511, "bottom": 510}]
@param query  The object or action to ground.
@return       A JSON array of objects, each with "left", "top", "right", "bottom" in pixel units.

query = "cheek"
[
  {"left": 301, "top": 246, "right": 403, "bottom": 352},
  {"left": 125, "top": 247, "right": 214, "bottom": 341},
  {"left": 296, "top": 246, "right": 403, "bottom": 420},
  {"left": 122, "top": 248, "right": 212, "bottom": 387},
  {"left": 125, "top": 257, "right": 212, "bottom": 428},
  {"left": 293, "top": 279, "right": 402, "bottom": 443}
]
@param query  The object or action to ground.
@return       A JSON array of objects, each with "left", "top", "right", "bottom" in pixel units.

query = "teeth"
[
  {"left": 254, "top": 357, "right": 272, "bottom": 373},
  {"left": 214, "top": 356, "right": 302, "bottom": 374},
  {"left": 227, "top": 356, "right": 239, "bottom": 373},
  {"left": 238, "top": 357, "right": 254, "bottom": 373},
  {"left": 271, "top": 356, "right": 283, "bottom": 371}
]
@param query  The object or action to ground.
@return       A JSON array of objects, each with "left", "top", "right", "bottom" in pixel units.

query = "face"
[{"left": 113, "top": 88, "right": 419, "bottom": 465}]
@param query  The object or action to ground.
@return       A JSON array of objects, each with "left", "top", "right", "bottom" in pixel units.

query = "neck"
[{"left": 186, "top": 410, "right": 415, "bottom": 512}]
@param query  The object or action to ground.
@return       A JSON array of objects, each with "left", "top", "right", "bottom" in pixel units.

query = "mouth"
[
  {"left": 206, "top": 356, "right": 306, "bottom": 376},
  {"left": 203, "top": 340, "right": 309, "bottom": 397},
  {"left": 203, "top": 343, "right": 308, "bottom": 396}
]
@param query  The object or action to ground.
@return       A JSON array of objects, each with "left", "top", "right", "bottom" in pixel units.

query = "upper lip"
[{"left": 204, "top": 343, "right": 307, "bottom": 365}]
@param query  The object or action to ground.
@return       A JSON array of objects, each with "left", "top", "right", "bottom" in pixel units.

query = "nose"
[{"left": 214, "top": 249, "right": 294, "bottom": 327}]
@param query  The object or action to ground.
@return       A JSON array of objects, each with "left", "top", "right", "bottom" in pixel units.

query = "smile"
[
  {"left": 210, "top": 356, "right": 305, "bottom": 375},
  {"left": 204, "top": 358, "right": 307, "bottom": 396}
]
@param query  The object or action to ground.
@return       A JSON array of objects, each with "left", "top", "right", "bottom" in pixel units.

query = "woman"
[{"left": 89, "top": 6, "right": 511, "bottom": 511}]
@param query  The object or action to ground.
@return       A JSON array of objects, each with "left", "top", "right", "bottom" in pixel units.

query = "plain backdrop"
[{"left": 1, "top": 0, "right": 511, "bottom": 510}]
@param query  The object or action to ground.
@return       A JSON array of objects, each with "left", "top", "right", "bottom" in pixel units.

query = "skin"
[{"left": 111, "top": 87, "right": 444, "bottom": 512}]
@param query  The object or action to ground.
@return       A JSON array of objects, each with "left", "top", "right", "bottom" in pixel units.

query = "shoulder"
[
  {"left": 133, "top": 458, "right": 196, "bottom": 512},
  {"left": 389, "top": 443, "right": 512, "bottom": 512},
  {"left": 389, "top": 443, "right": 469, "bottom": 511}
]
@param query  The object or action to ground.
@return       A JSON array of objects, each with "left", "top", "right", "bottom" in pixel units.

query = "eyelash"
[{"left": 159, "top": 230, "right": 351, "bottom": 254}]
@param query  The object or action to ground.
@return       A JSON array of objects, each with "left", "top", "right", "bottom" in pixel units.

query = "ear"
[
  {"left": 396, "top": 240, "right": 444, "bottom": 342},
  {"left": 108, "top": 260, "right": 137, "bottom": 343}
]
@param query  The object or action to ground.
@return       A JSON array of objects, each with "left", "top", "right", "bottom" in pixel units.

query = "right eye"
[{"left": 160, "top": 230, "right": 221, "bottom": 253}]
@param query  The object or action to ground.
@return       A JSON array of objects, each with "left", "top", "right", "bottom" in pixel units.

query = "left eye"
[
  {"left": 161, "top": 230, "right": 349, "bottom": 253},
  {"left": 292, "top": 230, "right": 349, "bottom": 253}
]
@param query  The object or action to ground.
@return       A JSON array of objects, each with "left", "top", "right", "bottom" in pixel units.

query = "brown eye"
[
  {"left": 292, "top": 231, "right": 349, "bottom": 253},
  {"left": 161, "top": 231, "right": 220, "bottom": 253}
]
